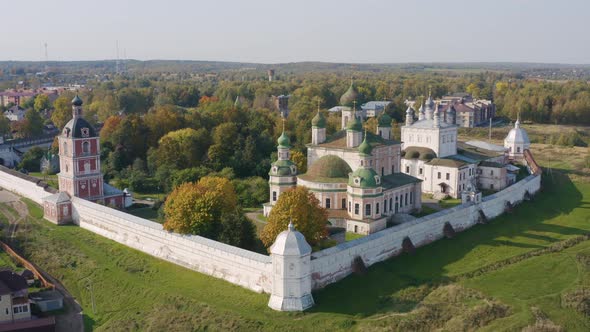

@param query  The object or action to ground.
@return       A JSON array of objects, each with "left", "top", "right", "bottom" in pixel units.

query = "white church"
[{"left": 263, "top": 87, "right": 531, "bottom": 235}]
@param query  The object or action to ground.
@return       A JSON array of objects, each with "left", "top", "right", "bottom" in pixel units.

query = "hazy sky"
[{"left": 4, "top": 0, "right": 589, "bottom": 64}]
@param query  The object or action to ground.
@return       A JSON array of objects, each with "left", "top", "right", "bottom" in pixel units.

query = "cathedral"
[
  {"left": 43, "top": 96, "right": 126, "bottom": 224},
  {"left": 263, "top": 105, "right": 422, "bottom": 235}
]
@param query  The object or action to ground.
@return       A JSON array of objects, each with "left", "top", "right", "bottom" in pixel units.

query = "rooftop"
[
  {"left": 382, "top": 172, "right": 422, "bottom": 189},
  {"left": 457, "top": 141, "right": 504, "bottom": 161},
  {"left": 310, "top": 130, "right": 399, "bottom": 150},
  {"left": 427, "top": 158, "right": 468, "bottom": 168}
]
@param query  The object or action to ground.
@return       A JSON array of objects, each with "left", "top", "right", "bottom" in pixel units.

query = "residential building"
[
  {"left": 0, "top": 270, "right": 31, "bottom": 323},
  {"left": 3, "top": 106, "right": 25, "bottom": 122}
]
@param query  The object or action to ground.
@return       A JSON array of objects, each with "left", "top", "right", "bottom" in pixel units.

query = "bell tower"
[{"left": 58, "top": 95, "right": 104, "bottom": 201}]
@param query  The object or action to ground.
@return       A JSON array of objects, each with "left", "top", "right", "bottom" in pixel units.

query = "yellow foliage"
[{"left": 260, "top": 186, "right": 328, "bottom": 248}]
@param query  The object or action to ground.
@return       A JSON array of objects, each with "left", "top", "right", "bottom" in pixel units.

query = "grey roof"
[
  {"left": 427, "top": 158, "right": 468, "bottom": 168},
  {"left": 270, "top": 223, "right": 311, "bottom": 256},
  {"left": 63, "top": 117, "right": 96, "bottom": 138},
  {"left": 43, "top": 192, "right": 70, "bottom": 204},
  {"left": 0, "top": 270, "right": 27, "bottom": 292},
  {"left": 382, "top": 172, "right": 422, "bottom": 190},
  {"left": 104, "top": 183, "right": 124, "bottom": 196},
  {"left": 361, "top": 101, "right": 391, "bottom": 111}
]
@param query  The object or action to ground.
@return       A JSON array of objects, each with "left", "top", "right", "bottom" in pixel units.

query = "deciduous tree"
[{"left": 261, "top": 186, "right": 328, "bottom": 248}]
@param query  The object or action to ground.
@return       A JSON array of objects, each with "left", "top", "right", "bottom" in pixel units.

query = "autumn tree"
[
  {"left": 33, "top": 94, "right": 50, "bottom": 112},
  {"left": 144, "top": 105, "right": 186, "bottom": 146},
  {"left": 51, "top": 95, "right": 73, "bottom": 129},
  {"left": 260, "top": 186, "right": 328, "bottom": 248},
  {"left": 155, "top": 128, "right": 210, "bottom": 170},
  {"left": 163, "top": 176, "right": 255, "bottom": 248},
  {"left": 291, "top": 150, "right": 307, "bottom": 174}
]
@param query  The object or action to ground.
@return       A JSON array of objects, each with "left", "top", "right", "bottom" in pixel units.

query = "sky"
[{"left": 3, "top": 0, "right": 590, "bottom": 64}]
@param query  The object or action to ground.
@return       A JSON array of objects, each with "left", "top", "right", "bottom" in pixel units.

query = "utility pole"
[{"left": 489, "top": 118, "right": 492, "bottom": 141}]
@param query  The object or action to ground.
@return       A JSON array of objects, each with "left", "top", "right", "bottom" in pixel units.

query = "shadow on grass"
[{"left": 311, "top": 169, "right": 585, "bottom": 316}]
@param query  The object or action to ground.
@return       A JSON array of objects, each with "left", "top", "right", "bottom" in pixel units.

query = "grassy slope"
[{"left": 3, "top": 136, "right": 590, "bottom": 331}]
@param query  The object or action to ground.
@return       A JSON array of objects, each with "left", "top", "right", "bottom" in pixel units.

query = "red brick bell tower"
[{"left": 57, "top": 95, "right": 104, "bottom": 201}]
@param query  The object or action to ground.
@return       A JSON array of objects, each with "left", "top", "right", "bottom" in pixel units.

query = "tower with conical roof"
[
  {"left": 405, "top": 105, "right": 414, "bottom": 127},
  {"left": 311, "top": 101, "right": 326, "bottom": 145},
  {"left": 504, "top": 113, "right": 530, "bottom": 160},
  {"left": 264, "top": 121, "right": 298, "bottom": 216}
]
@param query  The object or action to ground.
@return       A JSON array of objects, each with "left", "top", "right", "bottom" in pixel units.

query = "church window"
[
  {"left": 365, "top": 204, "right": 371, "bottom": 217},
  {"left": 348, "top": 201, "right": 351, "bottom": 212},
  {"left": 342, "top": 198, "right": 346, "bottom": 209},
  {"left": 376, "top": 203, "right": 380, "bottom": 214},
  {"left": 375, "top": 176, "right": 380, "bottom": 185},
  {"left": 410, "top": 192, "right": 413, "bottom": 204},
  {"left": 272, "top": 191, "right": 277, "bottom": 201},
  {"left": 389, "top": 198, "right": 393, "bottom": 211},
  {"left": 437, "top": 172, "right": 441, "bottom": 179},
  {"left": 517, "top": 147, "right": 521, "bottom": 153},
  {"left": 381, "top": 167, "right": 384, "bottom": 176},
  {"left": 419, "top": 168, "right": 423, "bottom": 175},
  {"left": 490, "top": 170, "right": 494, "bottom": 176},
  {"left": 81, "top": 128, "right": 90, "bottom": 138},
  {"left": 491, "top": 183, "right": 494, "bottom": 190},
  {"left": 406, "top": 166, "right": 410, "bottom": 173},
  {"left": 446, "top": 173, "right": 450, "bottom": 180},
  {"left": 354, "top": 203, "right": 359, "bottom": 215},
  {"left": 379, "top": 130, "right": 382, "bottom": 136},
  {"left": 325, "top": 198, "right": 331, "bottom": 209},
  {"left": 383, "top": 199, "right": 387, "bottom": 212},
  {"left": 395, "top": 196, "right": 399, "bottom": 213},
  {"left": 360, "top": 160, "right": 363, "bottom": 166}
]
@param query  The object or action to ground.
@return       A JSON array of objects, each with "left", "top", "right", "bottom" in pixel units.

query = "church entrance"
[{"left": 439, "top": 183, "right": 448, "bottom": 194}]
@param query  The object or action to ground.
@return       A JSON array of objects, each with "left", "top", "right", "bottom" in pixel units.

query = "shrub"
[{"left": 561, "top": 288, "right": 590, "bottom": 316}]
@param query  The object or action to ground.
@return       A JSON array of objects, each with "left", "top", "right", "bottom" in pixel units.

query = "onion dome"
[
  {"left": 340, "top": 79, "right": 359, "bottom": 106},
  {"left": 305, "top": 155, "right": 352, "bottom": 180},
  {"left": 269, "top": 222, "right": 311, "bottom": 256},
  {"left": 378, "top": 113, "right": 392, "bottom": 127},
  {"left": 346, "top": 112, "right": 362, "bottom": 131},
  {"left": 348, "top": 167, "right": 379, "bottom": 188},
  {"left": 277, "top": 131, "right": 290, "bottom": 148},
  {"left": 358, "top": 133, "right": 372, "bottom": 156},
  {"left": 311, "top": 111, "right": 326, "bottom": 128},
  {"left": 505, "top": 115, "right": 530, "bottom": 145},
  {"left": 71, "top": 95, "right": 83, "bottom": 106}
]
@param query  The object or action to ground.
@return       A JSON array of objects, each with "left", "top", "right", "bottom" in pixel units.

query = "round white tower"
[{"left": 504, "top": 114, "right": 530, "bottom": 160}]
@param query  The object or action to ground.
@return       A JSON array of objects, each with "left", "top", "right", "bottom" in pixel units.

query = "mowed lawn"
[{"left": 4, "top": 154, "right": 590, "bottom": 330}]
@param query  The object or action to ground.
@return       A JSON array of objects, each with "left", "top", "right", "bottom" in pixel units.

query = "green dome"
[
  {"left": 358, "top": 136, "right": 372, "bottom": 156},
  {"left": 348, "top": 167, "right": 379, "bottom": 188},
  {"left": 306, "top": 155, "right": 352, "bottom": 180},
  {"left": 270, "top": 159, "right": 296, "bottom": 176},
  {"left": 277, "top": 132, "right": 290, "bottom": 148},
  {"left": 311, "top": 111, "right": 326, "bottom": 128},
  {"left": 378, "top": 113, "right": 392, "bottom": 127},
  {"left": 71, "top": 95, "right": 83, "bottom": 106},
  {"left": 346, "top": 115, "right": 362, "bottom": 131},
  {"left": 340, "top": 80, "right": 359, "bottom": 106},
  {"left": 403, "top": 146, "right": 436, "bottom": 161}
]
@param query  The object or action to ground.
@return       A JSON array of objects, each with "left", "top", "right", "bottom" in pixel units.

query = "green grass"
[
  {"left": 0, "top": 203, "right": 19, "bottom": 219},
  {"left": 3, "top": 141, "right": 590, "bottom": 330},
  {"left": 0, "top": 249, "right": 16, "bottom": 269},
  {"left": 126, "top": 207, "right": 161, "bottom": 222},
  {"left": 28, "top": 172, "right": 58, "bottom": 188},
  {"left": 345, "top": 232, "right": 365, "bottom": 242},
  {"left": 411, "top": 205, "right": 438, "bottom": 217},
  {"left": 439, "top": 198, "right": 462, "bottom": 209}
]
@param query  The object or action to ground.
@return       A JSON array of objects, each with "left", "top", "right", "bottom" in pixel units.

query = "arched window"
[
  {"left": 63, "top": 142, "right": 68, "bottom": 155},
  {"left": 82, "top": 141, "right": 90, "bottom": 154}
]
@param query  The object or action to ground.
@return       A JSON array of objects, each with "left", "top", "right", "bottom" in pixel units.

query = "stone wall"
[
  {"left": 70, "top": 197, "right": 272, "bottom": 293},
  {"left": 0, "top": 166, "right": 55, "bottom": 204},
  {"left": 309, "top": 173, "right": 541, "bottom": 290}
]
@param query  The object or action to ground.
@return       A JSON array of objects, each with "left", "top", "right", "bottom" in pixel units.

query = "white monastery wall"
[
  {"left": 309, "top": 173, "right": 541, "bottom": 289},
  {"left": 70, "top": 197, "right": 272, "bottom": 293},
  {"left": 0, "top": 168, "right": 51, "bottom": 204}
]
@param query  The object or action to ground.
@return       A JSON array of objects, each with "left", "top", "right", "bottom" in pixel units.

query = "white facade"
[{"left": 504, "top": 117, "right": 531, "bottom": 160}]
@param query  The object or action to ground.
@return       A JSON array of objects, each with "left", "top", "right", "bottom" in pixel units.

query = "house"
[
  {"left": 19, "top": 270, "right": 34, "bottom": 287},
  {"left": 0, "top": 270, "right": 31, "bottom": 323},
  {"left": 3, "top": 106, "right": 25, "bottom": 122}
]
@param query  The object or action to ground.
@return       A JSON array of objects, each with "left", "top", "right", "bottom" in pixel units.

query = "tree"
[
  {"left": 291, "top": 151, "right": 307, "bottom": 174},
  {"left": 18, "top": 146, "right": 45, "bottom": 172},
  {"left": 156, "top": 128, "right": 210, "bottom": 170},
  {"left": 260, "top": 186, "right": 328, "bottom": 248},
  {"left": 18, "top": 109, "right": 44, "bottom": 138},
  {"left": 51, "top": 95, "right": 72, "bottom": 129},
  {"left": 0, "top": 116, "right": 9, "bottom": 137},
  {"left": 33, "top": 94, "right": 50, "bottom": 112},
  {"left": 218, "top": 208, "right": 256, "bottom": 249},
  {"left": 163, "top": 176, "right": 238, "bottom": 239},
  {"left": 144, "top": 105, "right": 186, "bottom": 146}
]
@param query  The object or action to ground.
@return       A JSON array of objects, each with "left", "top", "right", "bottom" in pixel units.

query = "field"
[{"left": 1, "top": 126, "right": 590, "bottom": 330}]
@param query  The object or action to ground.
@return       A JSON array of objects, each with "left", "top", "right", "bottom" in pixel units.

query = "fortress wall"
[
  {"left": 310, "top": 174, "right": 541, "bottom": 290},
  {"left": 71, "top": 197, "right": 273, "bottom": 293},
  {"left": 0, "top": 166, "right": 52, "bottom": 204}
]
